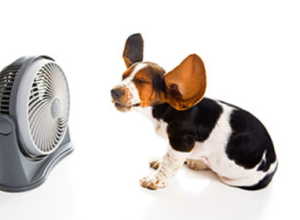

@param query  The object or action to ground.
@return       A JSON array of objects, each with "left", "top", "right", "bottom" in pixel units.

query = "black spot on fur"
[
  {"left": 226, "top": 108, "right": 277, "bottom": 170},
  {"left": 153, "top": 98, "right": 223, "bottom": 152},
  {"left": 151, "top": 70, "right": 166, "bottom": 93}
]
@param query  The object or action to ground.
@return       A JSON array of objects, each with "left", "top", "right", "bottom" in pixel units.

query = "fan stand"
[{"left": 0, "top": 115, "right": 74, "bottom": 192}]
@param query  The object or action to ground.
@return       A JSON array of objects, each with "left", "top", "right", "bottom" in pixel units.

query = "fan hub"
[{"left": 51, "top": 98, "right": 61, "bottom": 119}]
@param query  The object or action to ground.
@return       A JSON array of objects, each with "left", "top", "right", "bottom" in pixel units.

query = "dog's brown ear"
[
  {"left": 123, "top": 33, "right": 144, "bottom": 68},
  {"left": 164, "top": 54, "right": 207, "bottom": 111}
]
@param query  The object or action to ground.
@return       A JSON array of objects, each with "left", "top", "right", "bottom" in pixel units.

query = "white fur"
[
  {"left": 138, "top": 101, "right": 278, "bottom": 188},
  {"left": 117, "top": 63, "right": 147, "bottom": 105},
  {"left": 135, "top": 106, "right": 168, "bottom": 139},
  {"left": 140, "top": 147, "right": 190, "bottom": 189}
]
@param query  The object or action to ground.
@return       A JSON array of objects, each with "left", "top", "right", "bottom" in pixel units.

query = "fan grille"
[
  {"left": 28, "top": 63, "right": 69, "bottom": 153},
  {"left": 0, "top": 65, "right": 20, "bottom": 115}
]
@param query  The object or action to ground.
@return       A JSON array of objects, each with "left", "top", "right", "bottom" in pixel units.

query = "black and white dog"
[{"left": 111, "top": 34, "right": 278, "bottom": 190}]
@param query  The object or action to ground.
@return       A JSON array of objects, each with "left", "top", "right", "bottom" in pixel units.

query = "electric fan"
[{"left": 0, "top": 56, "right": 73, "bottom": 192}]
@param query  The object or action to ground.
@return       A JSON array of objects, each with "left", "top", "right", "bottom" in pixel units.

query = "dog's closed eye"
[{"left": 133, "top": 78, "right": 151, "bottom": 84}]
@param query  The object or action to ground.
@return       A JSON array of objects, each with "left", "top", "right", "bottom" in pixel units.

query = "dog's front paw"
[
  {"left": 140, "top": 173, "right": 167, "bottom": 190},
  {"left": 149, "top": 157, "right": 161, "bottom": 170}
]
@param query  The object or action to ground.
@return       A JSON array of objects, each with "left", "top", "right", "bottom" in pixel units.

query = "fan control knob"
[{"left": 0, "top": 117, "right": 12, "bottom": 136}]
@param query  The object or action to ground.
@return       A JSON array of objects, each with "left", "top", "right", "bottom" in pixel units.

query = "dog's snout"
[{"left": 111, "top": 89, "right": 124, "bottom": 100}]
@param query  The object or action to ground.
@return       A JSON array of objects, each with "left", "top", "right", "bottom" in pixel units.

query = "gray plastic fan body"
[{"left": 0, "top": 56, "right": 73, "bottom": 192}]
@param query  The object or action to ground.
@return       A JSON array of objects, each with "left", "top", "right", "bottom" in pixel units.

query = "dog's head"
[{"left": 111, "top": 33, "right": 207, "bottom": 112}]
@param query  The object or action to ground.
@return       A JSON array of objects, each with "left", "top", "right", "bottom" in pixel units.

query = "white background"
[{"left": 0, "top": 0, "right": 299, "bottom": 219}]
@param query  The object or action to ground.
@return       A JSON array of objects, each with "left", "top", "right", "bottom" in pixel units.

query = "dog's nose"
[{"left": 111, "top": 89, "right": 124, "bottom": 100}]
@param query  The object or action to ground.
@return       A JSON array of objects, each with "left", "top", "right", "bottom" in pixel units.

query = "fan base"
[{"left": 0, "top": 115, "right": 74, "bottom": 192}]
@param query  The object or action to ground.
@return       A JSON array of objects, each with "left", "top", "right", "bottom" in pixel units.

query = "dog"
[{"left": 111, "top": 33, "right": 278, "bottom": 190}]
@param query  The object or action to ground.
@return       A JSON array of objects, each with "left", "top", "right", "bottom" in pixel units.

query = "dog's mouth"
[{"left": 114, "top": 102, "right": 140, "bottom": 112}]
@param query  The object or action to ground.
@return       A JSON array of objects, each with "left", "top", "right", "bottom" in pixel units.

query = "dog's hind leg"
[{"left": 186, "top": 158, "right": 210, "bottom": 170}]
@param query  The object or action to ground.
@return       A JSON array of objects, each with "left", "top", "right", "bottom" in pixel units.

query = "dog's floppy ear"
[
  {"left": 123, "top": 33, "right": 144, "bottom": 68},
  {"left": 164, "top": 54, "right": 207, "bottom": 111}
]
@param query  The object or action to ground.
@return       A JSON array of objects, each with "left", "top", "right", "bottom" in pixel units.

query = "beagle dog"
[{"left": 111, "top": 34, "right": 278, "bottom": 190}]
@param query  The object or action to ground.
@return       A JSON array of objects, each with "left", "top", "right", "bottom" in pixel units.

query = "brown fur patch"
[
  {"left": 149, "top": 159, "right": 161, "bottom": 170},
  {"left": 132, "top": 62, "right": 166, "bottom": 107},
  {"left": 164, "top": 54, "right": 207, "bottom": 110}
]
